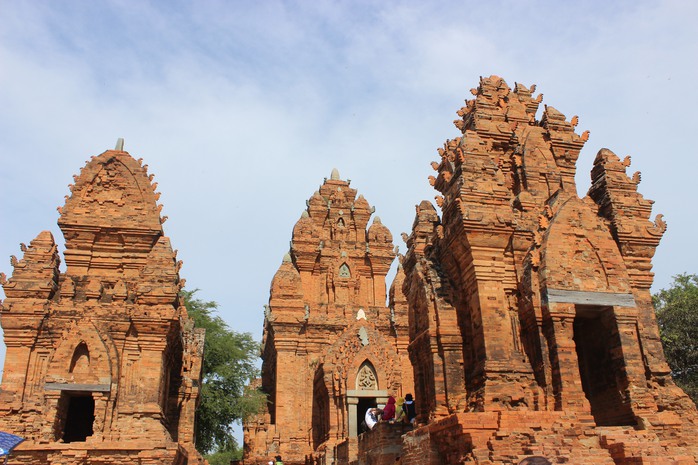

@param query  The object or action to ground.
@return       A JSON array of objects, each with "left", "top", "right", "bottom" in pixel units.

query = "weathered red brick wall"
[
  {"left": 0, "top": 148, "right": 204, "bottom": 464},
  {"left": 397, "top": 76, "right": 698, "bottom": 464},
  {"left": 244, "top": 171, "right": 413, "bottom": 465},
  {"left": 357, "top": 422, "right": 411, "bottom": 465}
]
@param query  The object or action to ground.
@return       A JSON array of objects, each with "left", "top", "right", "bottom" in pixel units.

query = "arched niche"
[
  {"left": 69, "top": 342, "right": 90, "bottom": 374},
  {"left": 47, "top": 321, "right": 114, "bottom": 386},
  {"left": 339, "top": 263, "right": 351, "bottom": 278},
  {"left": 540, "top": 196, "right": 632, "bottom": 294},
  {"left": 356, "top": 361, "right": 378, "bottom": 390}
]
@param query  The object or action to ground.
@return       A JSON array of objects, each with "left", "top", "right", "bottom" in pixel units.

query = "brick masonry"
[
  {"left": 0, "top": 149, "right": 205, "bottom": 464},
  {"left": 397, "top": 76, "right": 698, "bottom": 464},
  {"left": 245, "top": 77, "right": 698, "bottom": 465},
  {"left": 243, "top": 171, "right": 414, "bottom": 465},
  {"left": 2, "top": 76, "right": 694, "bottom": 465}
]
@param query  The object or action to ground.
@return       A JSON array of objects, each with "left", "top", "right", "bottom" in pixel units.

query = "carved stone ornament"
[{"left": 357, "top": 363, "right": 378, "bottom": 390}]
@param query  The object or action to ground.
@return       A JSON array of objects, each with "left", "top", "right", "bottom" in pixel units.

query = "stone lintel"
[
  {"left": 546, "top": 288, "right": 636, "bottom": 307},
  {"left": 346, "top": 389, "right": 387, "bottom": 398},
  {"left": 45, "top": 383, "right": 111, "bottom": 392}
]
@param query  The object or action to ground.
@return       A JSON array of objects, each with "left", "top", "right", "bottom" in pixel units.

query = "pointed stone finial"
[
  {"left": 115, "top": 138, "right": 125, "bottom": 151},
  {"left": 282, "top": 253, "right": 292, "bottom": 263},
  {"left": 330, "top": 168, "right": 340, "bottom": 180},
  {"left": 373, "top": 216, "right": 382, "bottom": 224},
  {"left": 301, "top": 211, "right": 309, "bottom": 218}
]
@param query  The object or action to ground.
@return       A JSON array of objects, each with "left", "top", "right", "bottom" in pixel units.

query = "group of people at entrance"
[
  {"left": 364, "top": 393, "right": 416, "bottom": 431},
  {"left": 267, "top": 455, "right": 283, "bottom": 465}
]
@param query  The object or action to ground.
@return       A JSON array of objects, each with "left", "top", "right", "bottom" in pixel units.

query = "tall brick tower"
[
  {"left": 244, "top": 170, "right": 413, "bottom": 465},
  {"left": 399, "top": 76, "right": 698, "bottom": 464},
  {"left": 0, "top": 145, "right": 205, "bottom": 464}
]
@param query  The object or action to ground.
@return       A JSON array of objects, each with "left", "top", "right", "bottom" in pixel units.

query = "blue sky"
[{"left": 1, "top": 0, "right": 697, "bottom": 441}]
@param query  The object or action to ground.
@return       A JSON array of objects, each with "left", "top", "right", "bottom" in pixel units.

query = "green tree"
[
  {"left": 653, "top": 273, "right": 698, "bottom": 402},
  {"left": 181, "top": 289, "right": 266, "bottom": 461}
]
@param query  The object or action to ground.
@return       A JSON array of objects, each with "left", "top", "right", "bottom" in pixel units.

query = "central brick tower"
[{"left": 244, "top": 170, "right": 414, "bottom": 465}]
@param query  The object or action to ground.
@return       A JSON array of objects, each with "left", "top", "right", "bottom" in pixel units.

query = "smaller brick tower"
[
  {"left": 0, "top": 144, "right": 205, "bottom": 464},
  {"left": 244, "top": 170, "right": 413, "bottom": 465}
]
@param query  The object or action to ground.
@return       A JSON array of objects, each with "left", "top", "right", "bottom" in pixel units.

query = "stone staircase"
[
  {"left": 597, "top": 426, "right": 696, "bottom": 465},
  {"left": 398, "top": 412, "right": 698, "bottom": 465}
]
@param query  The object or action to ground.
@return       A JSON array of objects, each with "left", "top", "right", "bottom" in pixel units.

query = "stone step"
[{"left": 597, "top": 427, "right": 697, "bottom": 465}]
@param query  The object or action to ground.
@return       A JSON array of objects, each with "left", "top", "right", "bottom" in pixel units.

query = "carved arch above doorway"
[{"left": 356, "top": 360, "right": 378, "bottom": 390}]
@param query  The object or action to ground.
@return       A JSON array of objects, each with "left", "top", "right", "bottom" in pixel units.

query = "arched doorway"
[{"left": 346, "top": 361, "right": 387, "bottom": 437}]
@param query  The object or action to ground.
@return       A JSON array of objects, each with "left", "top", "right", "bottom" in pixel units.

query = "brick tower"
[
  {"left": 0, "top": 145, "right": 205, "bottom": 464},
  {"left": 244, "top": 170, "right": 413, "bottom": 465},
  {"left": 399, "top": 76, "right": 698, "bottom": 464}
]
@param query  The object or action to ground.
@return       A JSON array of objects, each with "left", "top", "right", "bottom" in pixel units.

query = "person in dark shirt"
[{"left": 402, "top": 393, "right": 416, "bottom": 424}]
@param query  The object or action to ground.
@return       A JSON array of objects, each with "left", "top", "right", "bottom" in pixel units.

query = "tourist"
[
  {"left": 364, "top": 407, "right": 383, "bottom": 430},
  {"left": 394, "top": 397, "right": 405, "bottom": 422},
  {"left": 382, "top": 396, "right": 396, "bottom": 422},
  {"left": 402, "top": 394, "right": 416, "bottom": 424},
  {"left": 274, "top": 455, "right": 284, "bottom": 465}
]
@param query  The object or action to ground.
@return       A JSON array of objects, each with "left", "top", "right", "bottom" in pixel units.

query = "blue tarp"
[{"left": 0, "top": 432, "right": 24, "bottom": 456}]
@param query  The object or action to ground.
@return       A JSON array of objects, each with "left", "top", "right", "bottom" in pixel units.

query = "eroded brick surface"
[
  {"left": 243, "top": 171, "right": 413, "bottom": 465},
  {"left": 0, "top": 149, "right": 204, "bottom": 464},
  {"left": 398, "top": 76, "right": 698, "bottom": 464}
]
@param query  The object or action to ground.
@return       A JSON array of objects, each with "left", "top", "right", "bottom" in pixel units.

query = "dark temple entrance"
[
  {"left": 573, "top": 306, "right": 635, "bottom": 426},
  {"left": 357, "top": 397, "right": 377, "bottom": 433},
  {"left": 62, "top": 394, "right": 95, "bottom": 442}
]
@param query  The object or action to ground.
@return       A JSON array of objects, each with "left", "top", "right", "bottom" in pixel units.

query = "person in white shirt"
[{"left": 364, "top": 407, "right": 383, "bottom": 430}]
